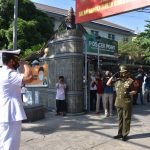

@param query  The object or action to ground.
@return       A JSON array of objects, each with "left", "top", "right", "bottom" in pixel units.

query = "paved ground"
[{"left": 20, "top": 103, "right": 150, "bottom": 150}]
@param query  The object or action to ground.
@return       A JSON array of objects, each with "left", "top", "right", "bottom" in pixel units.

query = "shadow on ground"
[{"left": 22, "top": 103, "right": 150, "bottom": 149}]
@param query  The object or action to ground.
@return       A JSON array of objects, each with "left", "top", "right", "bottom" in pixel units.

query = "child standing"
[
  {"left": 21, "top": 84, "right": 27, "bottom": 103},
  {"left": 56, "top": 76, "right": 67, "bottom": 116}
]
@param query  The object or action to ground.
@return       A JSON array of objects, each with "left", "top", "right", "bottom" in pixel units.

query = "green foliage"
[
  {"left": 19, "top": 0, "right": 37, "bottom": 20},
  {"left": 0, "top": 0, "right": 54, "bottom": 57},
  {"left": 134, "top": 20, "right": 150, "bottom": 64},
  {"left": 118, "top": 20, "right": 150, "bottom": 65},
  {"left": 118, "top": 41, "right": 144, "bottom": 56},
  {"left": 20, "top": 43, "right": 43, "bottom": 58},
  {"left": 0, "top": 0, "right": 14, "bottom": 28},
  {"left": 0, "top": 29, "right": 8, "bottom": 48},
  {"left": 118, "top": 41, "right": 145, "bottom": 64}
]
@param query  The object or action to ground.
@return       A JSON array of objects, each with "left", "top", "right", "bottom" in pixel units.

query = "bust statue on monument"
[{"left": 65, "top": 7, "right": 76, "bottom": 30}]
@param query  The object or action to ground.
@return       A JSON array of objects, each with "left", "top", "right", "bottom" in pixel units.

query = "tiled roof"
[
  {"left": 34, "top": 2, "right": 134, "bottom": 33},
  {"left": 92, "top": 20, "right": 134, "bottom": 33},
  {"left": 34, "top": 3, "right": 67, "bottom": 16}
]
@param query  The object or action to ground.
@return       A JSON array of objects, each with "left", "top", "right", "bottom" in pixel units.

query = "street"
[{"left": 21, "top": 103, "right": 150, "bottom": 150}]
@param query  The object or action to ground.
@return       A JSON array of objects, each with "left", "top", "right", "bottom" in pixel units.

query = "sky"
[{"left": 31, "top": 0, "right": 150, "bottom": 33}]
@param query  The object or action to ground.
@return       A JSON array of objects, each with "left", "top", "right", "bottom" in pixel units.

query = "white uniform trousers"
[{"left": 0, "top": 121, "right": 22, "bottom": 150}]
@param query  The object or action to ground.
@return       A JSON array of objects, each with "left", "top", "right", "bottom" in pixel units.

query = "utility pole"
[
  {"left": 96, "top": 36, "right": 101, "bottom": 69},
  {"left": 84, "top": 37, "right": 88, "bottom": 111},
  {"left": 98, "top": 45, "right": 99, "bottom": 69},
  {"left": 13, "top": 0, "right": 18, "bottom": 50}
]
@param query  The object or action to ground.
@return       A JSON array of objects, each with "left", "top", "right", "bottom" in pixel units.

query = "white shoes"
[{"left": 104, "top": 112, "right": 113, "bottom": 117}]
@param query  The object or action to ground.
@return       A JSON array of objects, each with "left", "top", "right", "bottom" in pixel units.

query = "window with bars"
[
  {"left": 108, "top": 34, "right": 115, "bottom": 40},
  {"left": 91, "top": 30, "right": 99, "bottom": 36},
  {"left": 123, "top": 37, "right": 129, "bottom": 42}
]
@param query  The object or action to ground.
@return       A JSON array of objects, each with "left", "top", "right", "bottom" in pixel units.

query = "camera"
[{"left": 124, "top": 90, "right": 130, "bottom": 98}]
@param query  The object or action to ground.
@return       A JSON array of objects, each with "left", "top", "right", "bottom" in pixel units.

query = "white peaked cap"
[
  {"left": 0, "top": 49, "right": 21, "bottom": 66},
  {"left": 0, "top": 49, "right": 21, "bottom": 54}
]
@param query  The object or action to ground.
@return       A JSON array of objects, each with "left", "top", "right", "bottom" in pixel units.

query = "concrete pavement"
[{"left": 20, "top": 103, "right": 150, "bottom": 150}]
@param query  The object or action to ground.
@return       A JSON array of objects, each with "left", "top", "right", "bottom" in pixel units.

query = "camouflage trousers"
[{"left": 116, "top": 106, "right": 132, "bottom": 136}]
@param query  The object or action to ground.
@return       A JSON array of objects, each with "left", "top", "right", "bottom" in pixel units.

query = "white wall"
[{"left": 84, "top": 27, "right": 132, "bottom": 42}]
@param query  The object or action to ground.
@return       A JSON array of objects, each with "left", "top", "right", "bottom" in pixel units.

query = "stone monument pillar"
[{"left": 46, "top": 30, "right": 84, "bottom": 114}]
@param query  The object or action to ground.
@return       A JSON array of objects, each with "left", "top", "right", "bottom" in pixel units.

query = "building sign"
[
  {"left": 76, "top": 0, "right": 150, "bottom": 23},
  {"left": 85, "top": 34, "right": 118, "bottom": 56}
]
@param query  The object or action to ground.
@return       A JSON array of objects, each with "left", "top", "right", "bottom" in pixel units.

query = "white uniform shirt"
[
  {"left": 0, "top": 66, "right": 27, "bottom": 122},
  {"left": 56, "top": 83, "right": 66, "bottom": 100}
]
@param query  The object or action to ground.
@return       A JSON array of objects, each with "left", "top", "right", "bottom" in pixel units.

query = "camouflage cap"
[{"left": 119, "top": 65, "right": 128, "bottom": 73}]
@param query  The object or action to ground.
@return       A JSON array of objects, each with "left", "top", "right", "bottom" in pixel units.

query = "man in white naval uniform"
[{"left": 0, "top": 50, "right": 32, "bottom": 150}]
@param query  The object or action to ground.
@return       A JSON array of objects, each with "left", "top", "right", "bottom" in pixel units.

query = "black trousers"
[
  {"left": 90, "top": 90, "right": 97, "bottom": 111},
  {"left": 133, "top": 93, "right": 138, "bottom": 105},
  {"left": 56, "top": 100, "right": 66, "bottom": 113}
]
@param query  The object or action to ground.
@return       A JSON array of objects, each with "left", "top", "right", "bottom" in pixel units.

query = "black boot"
[
  {"left": 122, "top": 136, "right": 128, "bottom": 141},
  {"left": 113, "top": 135, "right": 123, "bottom": 139}
]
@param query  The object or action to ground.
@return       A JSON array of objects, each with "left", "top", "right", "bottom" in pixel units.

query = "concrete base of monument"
[
  {"left": 23, "top": 104, "right": 45, "bottom": 122},
  {"left": 66, "top": 111, "right": 86, "bottom": 116}
]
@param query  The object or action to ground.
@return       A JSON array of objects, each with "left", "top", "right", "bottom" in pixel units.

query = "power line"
[
  {"left": 137, "top": 10, "right": 150, "bottom": 13},
  {"left": 137, "top": 7, "right": 150, "bottom": 13}
]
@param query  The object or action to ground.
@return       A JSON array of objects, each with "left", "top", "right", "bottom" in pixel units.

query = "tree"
[
  {"left": 118, "top": 20, "right": 150, "bottom": 65},
  {"left": 134, "top": 20, "right": 150, "bottom": 64},
  {"left": 118, "top": 41, "right": 145, "bottom": 64},
  {"left": 0, "top": 0, "right": 54, "bottom": 57}
]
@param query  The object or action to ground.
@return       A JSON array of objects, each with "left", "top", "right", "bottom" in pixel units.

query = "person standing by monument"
[
  {"left": 107, "top": 65, "right": 137, "bottom": 141},
  {"left": 0, "top": 50, "right": 32, "bottom": 150},
  {"left": 56, "top": 76, "right": 67, "bottom": 116}
]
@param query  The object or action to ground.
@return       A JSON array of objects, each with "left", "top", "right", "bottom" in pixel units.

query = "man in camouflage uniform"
[{"left": 107, "top": 65, "right": 137, "bottom": 141}]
